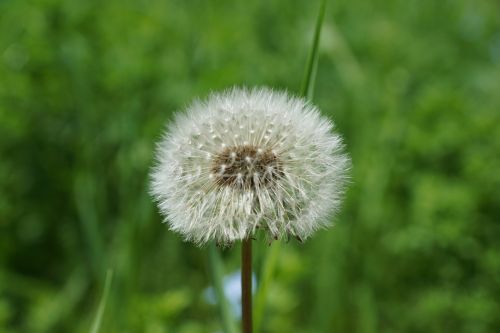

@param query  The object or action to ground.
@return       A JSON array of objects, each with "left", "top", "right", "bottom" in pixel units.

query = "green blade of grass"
[
  {"left": 90, "top": 269, "right": 113, "bottom": 333},
  {"left": 253, "top": 242, "right": 280, "bottom": 331},
  {"left": 208, "top": 244, "right": 238, "bottom": 333},
  {"left": 74, "top": 174, "right": 105, "bottom": 279},
  {"left": 254, "top": 1, "right": 327, "bottom": 331},
  {"left": 300, "top": 0, "right": 327, "bottom": 99}
]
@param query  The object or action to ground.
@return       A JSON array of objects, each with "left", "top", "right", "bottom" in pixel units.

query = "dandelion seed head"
[{"left": 150, "top": 87, "right": 350, "bottom": 245}]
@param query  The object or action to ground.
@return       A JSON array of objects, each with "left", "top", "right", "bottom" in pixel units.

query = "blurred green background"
[{"left": 1, "top": 0, "right": 500, "bottom": 332}]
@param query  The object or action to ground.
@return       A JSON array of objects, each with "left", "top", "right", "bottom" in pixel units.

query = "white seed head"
[{"left": 150, "top": 87, "right": 350, "bottom": 245}]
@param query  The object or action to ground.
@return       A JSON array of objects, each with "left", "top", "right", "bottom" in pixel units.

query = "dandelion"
[{"left": 150, "top": 87, "right": 350, "bottom": 246}]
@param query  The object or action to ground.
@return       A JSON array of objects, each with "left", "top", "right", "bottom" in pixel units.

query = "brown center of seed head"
[{"left": 211, "top": 145, "right": 283, "bottom": 190}]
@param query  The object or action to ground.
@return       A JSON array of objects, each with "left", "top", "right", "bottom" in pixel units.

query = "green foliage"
[{"left": 1, "top": 0, "right": 500, "bottom": 332}]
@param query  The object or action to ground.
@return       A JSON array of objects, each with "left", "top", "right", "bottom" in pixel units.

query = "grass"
[{"left": 90, "top": 270, "right": 113, "bottom": 333}]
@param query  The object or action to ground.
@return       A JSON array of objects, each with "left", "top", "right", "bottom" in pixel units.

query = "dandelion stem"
[{"left": 241, "top": 238, "right": 253, "bottom": 333}]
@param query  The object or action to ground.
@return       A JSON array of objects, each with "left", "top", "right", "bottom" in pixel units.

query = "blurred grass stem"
[
  {"left": 90, "top": 269, "right": 113, "bottom": 333},
  {"left": 208, "top": 244, "right": 238, "bottom": 333},
  {"left": 301, "top": 0, "right": 326, "bottom": 100},
  {"left": 254, "top": 0, "right": 326, "bottom": 331}
]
